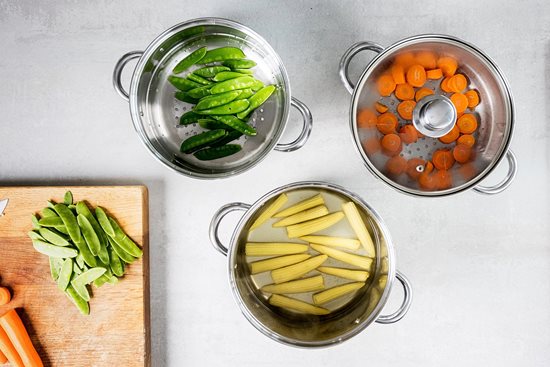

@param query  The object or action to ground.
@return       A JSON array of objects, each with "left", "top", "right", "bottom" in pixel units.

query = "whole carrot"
[
  {"left": 0, "top": 326, "right": 24, "bottom": 367},
  {"left": 0, "top": 309, "right": 43, "bottom": 367}
]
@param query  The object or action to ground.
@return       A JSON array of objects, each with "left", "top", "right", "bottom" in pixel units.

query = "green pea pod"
[
  {"left": 47, "top": 201, "right": 55, "bottom": 209},
  {"left": 108, "top": 247, "right": 124, "bottom": 277},
  {"left": 168, "top": 75, "right": 202, "bottom": 91},
  {"left": 107, "top": 275, "right": 119, "bottom": 285},
  {"left": 194, "top": 90, "right": 242, "bottom": 111},
  {"left": 234, "top": 88, "right": 254, "bottom": 100},
  {"left": 186, "top": 85, "right": 212, "bottom": 99},
  {"left": 212, "top": 71, "right": 248, "bottom": 82},
  {"left": 187, "top": 73, "right": 211, "bottom": 85},
  {"left": 37, "top": 217, "right": 69, "bottom": 234},
  {"left": 211, "top": 115, "right": 257, "bottom": 136},
  {"left": 27, "top": 231, "right": 44, "bottom": 241},
  {"left": 194, "top": 144, "right": 242, "bottom": 161},
  {"left": 77, "top": 214, "right": 101, "bottom": 256},
  {"left": 54, "top": 203, "right": 82, "bottom": 244},
  {"left": 108, "top": 217, "right": 143, "bottom": 257},
  {"left": 179, "top": 111, "right": 201, "bottom": 126},
  {"left": 175, "top": 91, "right": 198, "bottom": 104},
  {"left": 50, "top": 257, "right": 63, "bottom": 281},
  {"left": 74, "top": 238, "right": 97, "bottom": 267},
  {"left": 93, "top": 268, "right": 113, "bottom": 288},
  {"left": 193, "top": 65, "right": 230, "bottom": 78},
  {"left": 222, "top": 59, "right": 257, "bottom": 69},
  {"left": 198, "top": 47, "right": 246, "bottom": 64},
  {"left": 236, "top": 85, "right": 276, "bottom": 119},
  {"left": 209, "top": 130, "right": 243, "bottom": 148},
  {"left": 71, "top": 279, "right": 90, "bottom": 301},
  {"left": 232, "top": 68, "right": 254, "bottom": 74},
  {"left": 198, "top": 119, "right": 230, "bottom": 130},
  {"left": 31, "top": 214, "right": 40, "bottom": 229},
  {"left": 95, "top": 207, "right": 115, "bottom": 237},
  {"left": 210, "top": 76, "right": 255, "bottom": 94},
  {"left": 65, "top": 285, "right": 89, "bottom": 315},
  {"left": 109, "top": 237, "right": 136, "bottom": 264},
  {"left": 76, "top": 202, "right": 109, "bottom": 264},
  {"left": 73, "top": 267, "right": 106, "bottom": 286},
  {"left": 57, "top": 258, "right": 73, "bottom": 291},
  {"left": 195, "top": 100, "right": 250, "bottom": 115},
  {"left": 64, "top": 191, "right": 73, "bottom": 205},
  {"left": 39, "top": 227, "right": 70, "bottom": 247},
  {"left": 180, "top": 129, "right": 227, "bottom": 154},
  {"left": 251, "top": 79, "right": 264, "bottom": 92},
  {"left": 75, "top": 254, "right": 84, "bottom": 269},
  {"left": 41, "top": 207, "right": 57, "bottom": 218},
  {"left": 172, "top": 46, "right": 207, "bottom": 74},
  {"left": 32, "top": 240, "right": 78, "bottom": 258}
]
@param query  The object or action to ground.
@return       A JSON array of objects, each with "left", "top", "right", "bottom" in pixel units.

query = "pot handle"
[
  {"left": 274, "top": 97, "right": 313, "bottom": 152},
  {"left": 112, "top": 51, "right": 143, "bottom": 102},
  {"left": 339, "top": 42, "right": 385, "bottom": 94},
  {"left": 209, "top": 202, "right": 251, "bottom": 256},
  {"left": 375, "top": 270, "right": 412, "bottom": 324},
  {"left": 473, "top": 150, "right": 517, "bottom": 195}
]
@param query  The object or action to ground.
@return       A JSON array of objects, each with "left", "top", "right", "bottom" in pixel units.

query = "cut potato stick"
[
  {"left": 299, "top": 235, "right": 360, "bottom": 250},
  {"left": 245, "top": 243, "right": 308, "bottom": 256},
  {"left": 313, "top": 282, "right": 365, "bottom": 305},
  {"left": 317, "top": 266, "right": 370, "bottom": 282},
  {"left": 272, "top": 205, "right": 329, "bottom": 227},
  {"left": 269, "top": 294, "right": 330, "bottom": 315},
  {"left": 286, "top": 212, "right": 345, "bottom": 238},
  {"left": 310, "top": 244, "right": 373, "bottom": 270},
  {"left": 273, "top": 194, "right": 324, "bottom": 218},
  {"left": 249, "top": 254, "right": 311, "bottom": 274},
  {"left": 271, "top": 255, "right": 328, "bottom": 284},
  {"left": 250, "top": 193, "right": 288, "bottom": 230},
  {"left": 262, "top": 275, "right": 325, "bottom": 294},
  {"left": 342, "top": 202, "right": 375, "bottom": 257}
]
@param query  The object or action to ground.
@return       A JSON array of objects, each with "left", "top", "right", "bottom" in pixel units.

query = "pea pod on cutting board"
[
  {"left": 172, "top": 46, "right": 207, "bottom": 74},
  {"left": 197, "top": 47, "right": 246, "bottom": 64}
]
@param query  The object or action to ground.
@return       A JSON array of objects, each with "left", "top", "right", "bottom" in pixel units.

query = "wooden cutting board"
[{"left": 0, "top": 186, "right": 150, "bottom": 367}]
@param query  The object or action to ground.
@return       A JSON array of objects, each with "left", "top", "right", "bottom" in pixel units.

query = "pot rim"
[
  {"left": 226, "top": 181, "right": 397, "bottom": 347},
  {"left": 349, "top": 34, "right": 515, "bottom": 197},
  {"left": 128, "top": 17, "right": 292, "bottom": 179}
]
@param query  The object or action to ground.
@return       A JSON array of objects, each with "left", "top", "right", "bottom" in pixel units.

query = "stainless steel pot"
[
  {"left": 339, "top": 35, "right": 517, "bottom": 197},
  {"left": 209, "top": 181, "right": 412, "bottom": 347},
  {"left": 112, "top": 18, "right": 312, "bottom": 179}
]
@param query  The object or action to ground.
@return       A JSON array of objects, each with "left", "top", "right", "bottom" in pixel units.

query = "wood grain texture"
[{"left": 0, "top": 186, "right": 150, "bottom": 367}]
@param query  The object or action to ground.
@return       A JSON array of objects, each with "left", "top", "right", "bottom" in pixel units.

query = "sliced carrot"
[
  {"left": 0, "top": 288, "right": 10, "bottom": 306},
  {"left": 377, "top": 74, "right": 396, "bottom": 97},
  {"left": 0, "top": 326, "right": 23, "bottom": 367},
  {"left": 450, "top": 93, "right": 469, "bottom": 113},
  {"left": 426, "top": 68, "right": 443, "bottom": 79},
  {"left": 448, "top": 74, "right": 467, "bottom": 93},
  {"left": 457, "top": 113, "right": 478, "bottom": 134},
  {"left": 418, "top": 168, "right": 437, "bottom": 190},
  {"left": 406, "top": 64, "right": 426, "bottom": 87},
  {"left": 395, "top": 83, "right": 415, "bottom": 100},
  {"left": 465, "top": 89, "right": 480, "bottom": 108},
  {"left": 0, "top": 310, "right": 43, "bottom": 367},
  {"left": 458, "top": 162, "right": 477, "bottom": 180},
  {"left": 432, "top": 149, "right": 455, "bottom": 170},
  {"left": 453, "top": 144, "right": 472, "bottom": 163},
  {"left": 376, "top": 112, "right": 398, "bottom": 134},
  {"left": 399, "top": 124, "right": 419, "bottom": 144},
  {"left": 375, "top": 102, "right": 388, "bottom": 113},
  {"left": 437, "top": 56, "right": 458, "bottom": 76},
  {"left": 357, "top": 108, "right": 377, "bottom": 128},
  {"left": 415, "top": 51, "right": 437, "bottom": 69},
  {"left": 433, "top": 170, "right": 453, "bottom": 190},
  {"left": 361, "top": 137, "right": 381, "bottom": 155},
  {"left": 440, "top": 77, "right": 453, "bottom": 93},
  {"left": 380, "top": 134, "right": 402, "bottom": 156},
  {"left": 385, "top": 155, "right": 407, "bottom": 176},
  {"left": 394, "top": 52, "right": 416, "bottom": 69},
  {"left": 0, "top": 350, "right": 7, "bottom": 364},
  {"left": 391, "top": 64, "right": 406, "bottom": 84},
  {"left": 406, "top": 158, "right": 426, "bottom": 180},
  {"left": 439, "top": 124, "right": 460, "bottom": 144},
  {"left": 397, "top": 100, "right": 416, "bottom": 120},
  {"left": 415, "top": 87, "right": 434, "bottom": 101},
  {"left": 457, "top": 134, "right": 475, "bottom": 147}
]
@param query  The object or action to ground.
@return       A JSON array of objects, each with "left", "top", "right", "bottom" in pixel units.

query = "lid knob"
[{"left": 412, "top": 95, "right": 457, "bottom": 138}]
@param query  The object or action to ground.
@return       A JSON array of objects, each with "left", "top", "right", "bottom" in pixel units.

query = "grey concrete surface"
[{"left": 1, "top": 0, "right": 549, "bottom": 366}]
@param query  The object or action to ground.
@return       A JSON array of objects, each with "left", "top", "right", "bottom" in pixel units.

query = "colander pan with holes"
[
  {"left": 113, "top": 18, "right": 313, "bottom": 179},
  {"left": 339, "top": 34, "right": 517, "bottom": 197}
]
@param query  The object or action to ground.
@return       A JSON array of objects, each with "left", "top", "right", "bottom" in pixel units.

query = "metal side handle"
[
  {"left": 275, "top": 97, "right": 313, "bottom": 152},
  {"left": 376, "top": 270, "right": 412, "bottom": 324},
  {"left": 474, "top": 150, "right": 517, "bottom": 195},
  {"left": 112, "top": 51, "right": 143, "bottom": 101},
  {"left": 209, "top": 202, "right": 251, "bottom": 256},
  {"left": 339, "top": 41, "right": 385, "bottom": 94}
]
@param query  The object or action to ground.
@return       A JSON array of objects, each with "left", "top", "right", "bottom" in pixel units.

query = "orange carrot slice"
[
  {"left": 376, "top": 112, "right": 398, "bottom": 134},
  {"left": 437, "top": 56, "right": 458, "bottom": 76},
  {"left": 395, "top": 83, "right": 415, "bottom": 100},
  {"left": 448, "top": 74, "right": 467, "bottom": 93},
  {"left": 361, "top": 137, "right": 381, "bottom": 155},
  {"left": 419, "top": 166, "right": 437, "bottom": 190},
  {"left": 380, "top": 134, "right": 402, "bottom": 156},
  {"left": 457, "top": 134, "right": 475, "bottom": 147},
  {"left": 377, "top": 74, "right": 396, "bottom": 96},
  {"left": 465, "top": 90, "right": 480, "bottom": 108},
  {"left": 450, "top": 93, "right": 469, "bottom": 113},
  {"left": 391, "top": 64, "right": 406, "bottom": 84},
  {"left": 415, "top": 87, "right": 434, "bottom": 101},
  {"left": 432, "top": 149, "right": 455, "bottom": 170},
  {"left": 433, "top": 170, "right": 453, "bottom": 190},
  {"left": 375, "top": 102, "right": 389, "bottom": 113},
  {"left": 385, "top": 155, "right": 407, "bottom": 176},
  {"left": 0, "top": 288, "right": 10, "bottom": 306},
  {"left": 394, "top": 52, "right": 416, "bottom": 69},
  {"left": 440, "top": 77, "right": 453, "bottom": 93},
  {"left": 357, "top": 108, "right": 377, "bottom": 128},
  {"left": 0, "top": 309, "right": 43, "bottom": 367},
  {"left": 406, "top": 158, "right": 426, "bottom": 180},
  {"left": 457, "top": 113, "right": 478, "bottom": 134},
  {"left": 0, "top": 326, "right": 23, "bottom": 367},
  {"left": 439, "top": 124, "right": 460, "bottom": 144},
  {"left": 397, "top": 100, "right": 416, "bottom": 120},
  {"left": 426, "top": 68, "right": 443, "bottom": 79},
  {"left": 406, "top": 64, "right": 427, "bottom": 87},
  {"left": 399, "top": 124, "right": 419, "bottom": 144},
  {"left": 415, "top": 51, "right": 437, "bottom": 69},
  {"left": 453, "top": 144, "right": 472, "bottom": 163}
]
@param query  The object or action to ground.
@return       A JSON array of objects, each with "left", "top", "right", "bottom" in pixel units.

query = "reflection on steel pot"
[
  {"left": 209, "top": 181, "right": 412, "bottom": 347},
  {"left": 113, "top": 18, "right": 313, "bottom": 179},
  {"left": 339, "top": 35, "right": 517, "bottom": 197}
]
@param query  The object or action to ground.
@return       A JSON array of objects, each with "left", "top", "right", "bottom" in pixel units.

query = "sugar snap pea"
[
  {"left": 64, "top": 191, "right": 73, "bottom": 205},
  {"left": 198, "top": 119, "right": 230, "bottom": 130},
  {"left": 232, "top": 68, "right": 254, "bottom": 74},
  {"left": 251, "top": 78, "right": 264, "bottom": 91},
  {"left": 180, "top": 129, "right": 227, "bottom": 154},
  {"left": 194, "top": 90, "right": 242, "bottom": 110},
  {"left": 39, "top": 227, "right": 70, "bottom": 247},
  {"left": 209, "top": 130, "right": 243, "bottom": 147},
  {"left": 193, "top": 65, "right": 230, "bottom": 78},
  {"left": 173, "top": 46, "right": 206, "bottom": 74},
  {"left": 198, "top": 47, "right": 246, "bottom": 64},
  {"left": 194, "top": 144, "right": 242, "bottom": 160},
  {"left": 108, "top": 217, "right": 143, "bottom": 257},
  {"left": 179, "top": 110, "right": 201, "bottom": 126},
  {"left": 38, "top": 216, "right": 64, "bottom": 227},
  {"left": 65, "top": 285, "right": 89, "bottom": 315},
  {"left": 75, "top": 254, "right": 85, "bottom": 270},
  {"left": 187, "top": 73, "right": 212, "bottom": 85},
  {"left": 211, "top": 115, "right": 257, "bottom": 136},
  {"left": 109, "top": 237, "right": 135, "bottom": 264},
  {"left": 234, "top": 88, "right": 255, "bottom": 100},
  {"left": 168, "top": 75, "right": 202, "bottom": 91},
  {"left": 73, "top": 267, "right": 106, "bottom": 286},
  {"left": 95, "top": 207, "right": 114, "bottom": 237},
  {"left": 210, "top": 76, "right": 256, "bottom": 94},
  {"left": 175, "top": 91, "right": 199, "bottom": 104},
  {"left": 27, "top": 231, "right": 44, "bottom": 241},
  {"left": 76, "top": 201, "right": 109, "bottom": 264},
  {"left": 54, "top": 203, "right": 82, "bottom": 244},
  {"left": 73, "top": 238, "right": 97, "bottom": 267},
  {"left": 237, "top": 85, "right": 276, "bottom": 119},
  {"left": 108, "top": 247, "right": 124, "bottom": 277},
  {"left": 186, "top": 85, "right": 212, "bottom": 99},
  {"left": 71, "top": 279, "right": 90, "bottom": 301},
  {"left": 41, "top": 207, "right": 57, "bottom": 218},
  {"left": 212, "top": 71, "right": 248, "bottom": 82},
  {"left": 77, "top": 214, "right": 101, "bottom": 256},
  {"left": 93, "top": 269, "right": 112, "bottom": 288},
  {"left": 31, "top": 214, "right": 40, "bottom": 229},
  {"left": 222, "top": 59, "right": 257, "bottom": 69},
  {"left": 50, "top": 257, "right": 63, "bottom": 281},
  {"left": 195, "top": 100, "right": 250, "bottom": 115},
  {"left": 107, "top": 275, "right": 119, "bottom": 284},
  {"left": 57, "top": 258, "right": 73, "bottom": 291},
  {"left": 32, "top": 240, "right": 78, "bottom": 258}
]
